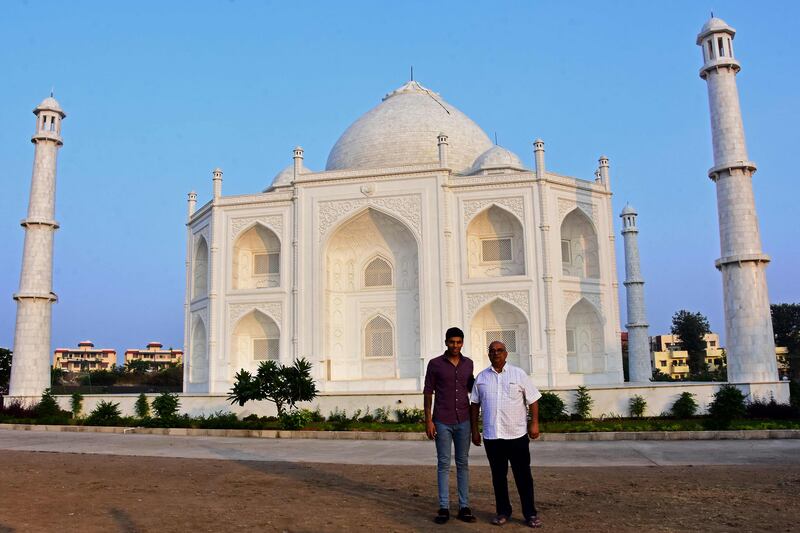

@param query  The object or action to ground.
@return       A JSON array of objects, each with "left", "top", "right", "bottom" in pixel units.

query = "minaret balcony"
[
  {"left": 30, "top": 131, "right": 63, "bottom": 145},
  {"left": 699, "top": 57, "right": 741, "bottom": 78}
]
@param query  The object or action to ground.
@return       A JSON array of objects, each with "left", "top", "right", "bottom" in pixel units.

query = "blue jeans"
[{"left": 434, "top": 419, "right": 471, "bottom": 509}]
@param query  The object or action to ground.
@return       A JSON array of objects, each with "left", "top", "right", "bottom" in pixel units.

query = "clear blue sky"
[{"left": 1, "top": 1, "right": 797, "bottom": 361}]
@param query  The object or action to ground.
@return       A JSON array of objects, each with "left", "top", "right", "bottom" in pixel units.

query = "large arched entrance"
[{"left": 325, "top": 208, "right": 419, "bottom": 381}]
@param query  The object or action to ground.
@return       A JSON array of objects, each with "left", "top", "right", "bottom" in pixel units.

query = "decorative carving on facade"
[
  {"left": 318, "top": 195, "right": 422, "bottom": 238},
  {"left": 193, "top": 225, "right": 210, "bottom": 246},
  {"left": 228, "top": 302, "right": 283, "bottom": 328},
  {"left": 192, "top": 306, "right": 209, "bottom": 329},
  {"left": 466, "top": 290, "right": 530, "bottom": 319},
  {"left": 558, "top": 198, "right": 600, "bottom": 227},
  {"left": 562, "top": 290, "right": 602, "bottom": 313},
  {"left": 359, "top": 304, "right": 397, "bottom": 323},
  {"left": 463, "top": 196, "right": 525, "bottom": 225},
  {"left": 230, "top": 215, "right": 283, "bottom": 239}
]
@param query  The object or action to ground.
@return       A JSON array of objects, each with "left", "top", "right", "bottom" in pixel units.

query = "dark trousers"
[{"left": 483, "top": 435, "right": 537, "bottom": 519}]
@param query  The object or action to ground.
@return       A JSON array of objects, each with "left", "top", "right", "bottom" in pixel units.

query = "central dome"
[{"left": 326, "top": 81, "right": 493, "bottom": 174}]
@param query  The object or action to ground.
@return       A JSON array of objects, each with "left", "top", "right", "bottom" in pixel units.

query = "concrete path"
[{"left": 1, "top": 428, "right": 799, "bottom": 467}]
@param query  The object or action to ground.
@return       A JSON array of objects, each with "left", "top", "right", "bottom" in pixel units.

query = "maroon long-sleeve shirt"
[{"left": 423, "top": 353, "right": 474, "bottom": 424}]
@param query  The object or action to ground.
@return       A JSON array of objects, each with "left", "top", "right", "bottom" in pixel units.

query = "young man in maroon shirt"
[{"left": 423, "top": 327, "right": 476, "bottom": 524}]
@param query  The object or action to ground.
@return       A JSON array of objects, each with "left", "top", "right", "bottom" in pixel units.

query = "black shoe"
[
  {"left": 434, "top": 508, "right": 450, "bottom": 524},
  {"left": 457, "top": 507, "right": 477, "bottom": 523}
]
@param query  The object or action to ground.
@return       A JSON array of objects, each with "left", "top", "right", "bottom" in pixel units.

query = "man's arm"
[
  {"left": 528, "top": 400, "right": 540, "bottom": 440},
  {"left": 424, "top": 393, "right": 436, "bottom": 440},
  {"left": 470, "top": 403, "right": 481, "bottom": 446}
]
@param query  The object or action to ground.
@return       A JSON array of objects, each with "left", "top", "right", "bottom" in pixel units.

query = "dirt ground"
[{"left": 0, "top": 451, "right": 797, "bottom": 532}]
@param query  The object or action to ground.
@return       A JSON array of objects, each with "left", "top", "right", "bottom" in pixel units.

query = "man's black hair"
[{"left": 445, "top": 327, "right": 464, "bottom": 340}]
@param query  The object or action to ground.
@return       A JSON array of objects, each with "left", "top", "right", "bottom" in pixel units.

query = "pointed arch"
[
  {"left": 324, "top": 207, "right": 419, "bottom": 381},
  {"left": 466, "top": 205, "right": 525, "bottom": 278},
  {"left": 232, "top": 222, "right": 281, "bottom": 289},
  {"left": 364, "top": 314, "right": 395, "bottom": 358},
  {"left": 363, "top": 255, "right": 393, "bottom": 288},
  {"left": 231, "top": 309, "right": 280, "bottom": 372},
  {"left": 560, "top": 208, "right": 599, "bottom": 279},
  {"left": 192, "top": 236, "right": 209, "bottom": 299},
  {"left": 470, "top": 298, "right": 530, "bottom": 372},
  {"left": 565, "top": 298, "right": 605, "bottom": 374},
  {"left": 189, "top": 316, "right": 208, "bottom": 383}
]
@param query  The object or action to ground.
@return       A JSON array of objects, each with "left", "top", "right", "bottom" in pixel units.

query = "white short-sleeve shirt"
[{"left": 470, "top": 363, "right": 542, "bottom": 440}]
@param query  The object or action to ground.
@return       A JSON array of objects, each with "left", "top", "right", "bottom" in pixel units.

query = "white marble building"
[{"left": 183, "top": 80, "right": 624, "bottom": 395}]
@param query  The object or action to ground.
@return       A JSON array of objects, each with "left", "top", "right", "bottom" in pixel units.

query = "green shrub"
[
  {"left": 706, "top": 384, "right": 747, "bottom": 429},
  {"left": 671, "top": 392, "right": 699, "bottom": 418},
  {"left": 538, "top": 392, "right": 567, "bottom": 422},
  {"left": 327, "top": 408, "right": 361, "bottom": 430},
  {"left": 35, "top": 388, "right": 63, "bottom": 419},
  {"left": 152, "top": 392, "right": 180, "bottom": 419},
  {"left": 79, "top": 369, "right": 118, "bottom": 386},
  {"left": 746, "top": 397, "right": 799, "bottom": 419},
  {"left": 629, "top": 395, "right": 647, "bottom": 418},
  {"left": 790, "top": 381, "right": 800, "bottom": 409},
  {"left": 395, "top": 407, "right": 425, "bottom": 424},
  {"left": 196, "top": 411, "right": 241, "bottom": 429},
  {"left": 279, "top": 409, "right": 311, "bottom": 430},
  {"left": 134, "top": 393, "right": 150, "bottom": 418},
  {"left": 86, "top": 400, "right": 122, "bottom": 425},
  {"left": 372, "top": 407, "right": 391, "bottom": 423},
  {"left": 573, "top": 386, "right": 593, "bottom": 420},
  {"left": 70, "top": 392, "right": 84, "bottom": 418}
]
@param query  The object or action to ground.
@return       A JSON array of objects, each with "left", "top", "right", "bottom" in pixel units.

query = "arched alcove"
[
  {"left": 560, "top": 209, "right": 600, "bottom": 279},
  {"left": 364, "top": 315, "right": 394, "bottom": 358},
  {"left": 231, "top": 310, "right": 280, "bottom": 374},
  {"left": 193, "top": 237, "right": 209, "bottom": 299},
  {"left": 466, "top": 205, "right": 525, "bottom": 278},
  {"left": 189, "top": 317, "right": 208, "bottom": 383},
  {"left": 232, "top": 224, "right": 280, "bottom": 289},
  {"left": 325, "top": 208, "right": 419, "bottom": 381},
  {"left": 470, "top": 299, "right": 530, "bottom": 372},
  {"left": 565, "top": 298, "right": 605, "bottom": 374}
]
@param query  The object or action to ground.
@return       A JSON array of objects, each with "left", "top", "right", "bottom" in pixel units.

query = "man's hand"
[
  {"left": 426, "top": 419, "right": 437, "bottom": 440},
  {"left": 528, "top": 423, "right": 540, "bottom": 440},
  {"left": 471, "top": 430, "right": 482, "bottom": 446}
]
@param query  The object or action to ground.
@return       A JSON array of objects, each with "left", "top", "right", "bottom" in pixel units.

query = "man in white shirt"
[{"left": 470, "top": 340, "right": 543, "bottom": 528}]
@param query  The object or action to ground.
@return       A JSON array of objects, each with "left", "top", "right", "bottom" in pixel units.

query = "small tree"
[
  {"left": 707, "top": 384, "right": 747, "bottom": 429},
  {"left": 671, "top": 310, "right": 711, "bottom": 377},
  {"left": 36, "top": 388, "right": 62, "bottom": 418},
  {"left": 573, "top": 386, "right": 593, "bottom": 420},
  {"left": 70, "top": 392, "right": 84, "bottom": 418},
  {"left": 152, "top": 392, "right": 180, "bottom": 419},
  {"left": 227, "top": 358, "right": 317, "bottom": 418},
  {"left": 86, "top": 400, "right": 122, "bottom": 426},
  {"left": 0, "top": 347, "right": 11, "bottom": 394},
  {"left": 771, "top": 303, "right": 800, "bottom": 381},
  {"left": 134, "top": 393, "right": 150, "bottom": 418},
  {"left": 538, "top": 391, "right": 567, "bottom": 421},
  {"left": 125, "top": 360, "right": 151, "bottom": 374},
  {"left": 629, "top": 395, "right": 647, "bottom": 418},
  {"left": 50, "top": 367, "right": 66, "bottom": 387},
  {"left": 671, "top": 392, "right": 699, "bottom": 418}
]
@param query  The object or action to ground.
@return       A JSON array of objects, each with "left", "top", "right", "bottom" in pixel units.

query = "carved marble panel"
[
  {"left": 230, "top": 215, "right": 283, "bottom": 239},
  {"left": 562, "top": 290, "right": 601, "bottom": 313},
  {"left": 228, "top": 302, "right": 283, "bottom": 328},
  {"left": 557, "top": 198, "right": 600, "bottom": 227},
  {"left": 466, "top": 290, "right": 530, "bottom": 319},
  {"left": 463, "top": 196, "right": 524, "bottom": 226},
  {"left": 318, "top": 195, "right": 422, "bottom": 238}
]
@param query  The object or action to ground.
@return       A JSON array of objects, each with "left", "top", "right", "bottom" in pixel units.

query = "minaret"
[
  {"left": 697, "top": 17, "right": 777, "bottom": 383},
  {"left": 9, "top": 96, "right": 66, "bottom": 397},
  {"left": 620, "top": 204, "right": 651, "bottom": 382}
]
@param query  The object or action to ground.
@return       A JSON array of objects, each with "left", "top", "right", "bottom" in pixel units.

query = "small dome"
[
  {"left": 35, "top": 96, "right": 64, "bottom": 115},
  {"left": 468, "top": 145, "right": 525, "bottom": 174},
  {"left": 697, "top": 17, "right": 735, "bottom": 43},
  {"left": 620, "top": 203, "right": 637, "bottom": 216},
  {"left": 326, "top": 80, "right": 493, "bottom": 174},
  {"left": 270, "top": 162, "right": 310, "bottom": 189}
]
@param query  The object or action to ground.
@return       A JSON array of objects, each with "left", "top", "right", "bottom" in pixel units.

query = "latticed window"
[
  {"left": 365, "top": 316, "right": 394, "bottom": 358},
  {"left": 253, "top": 338, "right": 279, "bottom": 360},
  {"left": 565, "top": 329, "right": 576, "bottom": 353},
  {"left": 561, "top": 240, "right": 571, "bottom": 264},
  {"left": 485, "top": 329, "right": 517, "bottom": 353},
  {"left": 254, "top": 252, "right": 280, "bottom": 276},
  {"left": 364, "top": 257, "right": 393, "bottom": 287},
  {"left": 481, "top": 238, "right": 512, "bottom": 262}
]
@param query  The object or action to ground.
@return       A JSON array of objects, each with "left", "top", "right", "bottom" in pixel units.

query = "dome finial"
[{"left": 410, "top": 65, "right": 414, "bottom": 82}]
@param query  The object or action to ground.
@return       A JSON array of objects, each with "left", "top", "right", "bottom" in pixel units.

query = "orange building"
[
  {"left": 124, "top": 342, "right": 183, "bottom": 370},
  {"left": 53, "top": 341, "right": 116, "bottom": 372}
]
